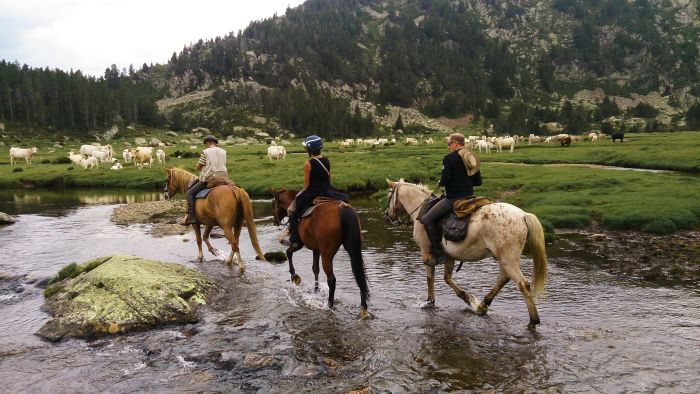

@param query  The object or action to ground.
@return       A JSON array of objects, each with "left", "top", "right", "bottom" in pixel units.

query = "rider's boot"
[
  {"left": 424, "top": 222, "right": 447, "bottom": 267},
  {"left": 287, "top": 212, "right": 303, "bottom": 249},
  {"left": 181, "top": 199, "right": 199, "bottom": 225}
]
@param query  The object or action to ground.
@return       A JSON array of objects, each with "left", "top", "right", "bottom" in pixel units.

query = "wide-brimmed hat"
[
  {"left": 457, "top": 148, "right": 481, "bottom": 176},
  {"left": 203, "top": 135, "right": 219, "bottom": 144}
]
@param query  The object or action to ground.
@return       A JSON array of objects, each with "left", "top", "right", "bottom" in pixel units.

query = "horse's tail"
[
  {"left": 524, "top": 213, "right": 548, "bottom": 298},
  {"left": 340, "top": 205, "right": 370, "bottom": 306},
  {"left": 232, "top": 186, "right": 266, "bottom": 261}
]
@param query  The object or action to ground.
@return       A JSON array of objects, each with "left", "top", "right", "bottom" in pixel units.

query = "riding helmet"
[{"left": 302, "top": 135, "right": 323, "bottom": 151}]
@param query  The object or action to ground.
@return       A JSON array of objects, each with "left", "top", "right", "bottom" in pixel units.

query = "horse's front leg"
[
  {"left": 286, "top": 244, "right": 303, "bottom": 285},
  {"left": 202, "top": 225, "right": 217, "bottom": 256},
  {"left": 443, "top": 259, "right": 479, "bottom": 311},
  {"left": 312, "top": 250, "right": 320, "bottom": 292},
  {"left": 192, "top": 224, "right": 204, "bottom": 263}
]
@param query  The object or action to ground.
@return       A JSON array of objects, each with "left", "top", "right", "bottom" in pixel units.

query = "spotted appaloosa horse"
[
  {"left": 385, "top": 179, "right": 548, "bottom": 328},
  {"left": 271, "top": 188, "right": 370, "bottom": 318},
  {"left": 164, "top": 168, "right": 265, "bottom": 272}
]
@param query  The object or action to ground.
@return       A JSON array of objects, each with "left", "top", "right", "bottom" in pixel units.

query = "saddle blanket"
[{"left": 195, "top": 184, "right": 239, "bottom": 199}]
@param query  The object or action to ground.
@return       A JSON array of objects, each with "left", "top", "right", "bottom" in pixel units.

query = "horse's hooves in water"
[
  {"left": 528, "top": 319, "right": 541, "bottom": 331},
  {"left": 420, "top": 300, "right": 435, "bottom": 309},
  {"left": 292, "top": 275, "right": 301, "bottom": 286},
  {"left": 476, "top": 303, "right": 489, "bottom": 316},
  {"left": 359, "top": 309, "right": 374, "bottom": 320},
  {"left": 314, "top": 282, "right": 320, "bottom": 293}
]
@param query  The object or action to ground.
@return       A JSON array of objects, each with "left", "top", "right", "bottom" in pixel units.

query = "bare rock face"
[
  {"left": 37, "top": 254, "right": 216, "bottom": 342},
  {"left": 0, "top": 212, "right": 17, "bottom": 225},
  {"left": 134, "top": 137, "right": 148, "bottom": 145}
]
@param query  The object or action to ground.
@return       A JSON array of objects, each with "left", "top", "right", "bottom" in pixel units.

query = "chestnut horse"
[
  {"left": 271, "top": 188, "right": 370, "bottom": 318},
  {"left": 164, "top": 168, "right": 265, "bottom": 271},
  {"left": 385, "top": 179, "right": 548, "bottom": 328}
]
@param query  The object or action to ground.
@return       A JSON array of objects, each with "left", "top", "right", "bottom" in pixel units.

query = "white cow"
[
  {"left": 156, "top": 149, "right": 166, "bottom": 164},
  {"left": 267, "top": 145, "right": 287, "bottom": 160},
  {"left": 110, "top": 162, "right": 123, "bottom": 170},
  {"left": 131, "top": 147, "right": 153, "bottom": 169},
  {"left": 80, "top": 156, "right": 98, "bottom": 169},
  {"left": 122, "top": 149, "right": 133, "bottom": 163},
  {"left": 495, "top": 137, "right": 516, "bottom": 153},
  {"left": 9, "top": 147, "right": 38, "bottom": 164},
  {"left": 68, "top": 151, "right": 83, "bottom": 165},
  {"left": 344, "top": 139, "right": 355, "bottom": 145},
  {"left": 91, "top": 150, "right": 111, "bottom": 164},
  {"left": 476, "top": 140, "right": 491, "bottom": 153},
  {"left": 528, "top": 134, "right": 543, "bottom": 145},
  {"left": 405, "top": 137, "right": 418, "bottom": 145},
  {"left": 425, "top": 138, "right": 434, "bottom": 145},
  {"left": 80, "top": 144, "right": 112, "bottom": 160}
]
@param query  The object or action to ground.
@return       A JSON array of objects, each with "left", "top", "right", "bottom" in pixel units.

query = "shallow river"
[{"left": 0, "top": 189, "right": 698, "bottom": 393}]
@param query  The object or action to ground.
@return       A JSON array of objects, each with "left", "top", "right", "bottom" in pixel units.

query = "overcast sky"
[{"left": 0, "top": 0, "right": 306, "bottom": 77}]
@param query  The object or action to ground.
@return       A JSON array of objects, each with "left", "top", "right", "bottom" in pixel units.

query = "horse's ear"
[
  {"left": 269, "top": 186, "right": 276, "bottom": 195},
  {"left": 386, "top": 179, "right": 396, "bottom": 188}
]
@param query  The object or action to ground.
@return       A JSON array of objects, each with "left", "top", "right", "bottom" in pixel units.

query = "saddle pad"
[
  {"left": 453, "top": 196, "right": 493, "bottom": 219},
  {"left": 195, "top": 188, "right": 212, "bottom": 199}
]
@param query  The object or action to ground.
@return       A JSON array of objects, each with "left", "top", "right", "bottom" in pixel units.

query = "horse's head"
[
  {"left": 384, "top": 179, "right": 405, "bottom": 225},
  {"left": 163, "top": 168, "right": 178, "bottom": 200},
  {"left": 271, "top": 188, "right": 297, "bottom": 226}
]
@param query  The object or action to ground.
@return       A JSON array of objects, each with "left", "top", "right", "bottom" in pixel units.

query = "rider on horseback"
[
  {"left": 288, "top": 135, "right": 348, "bottom": 249},
  {"left": 182, "top": 135, "right": 228, "bottom": 225},
  {"left": 420, "top": 133, "right": 482, "bottom": 266}
]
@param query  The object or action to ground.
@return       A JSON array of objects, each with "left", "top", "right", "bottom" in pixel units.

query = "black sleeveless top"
[{"left": 308, "top": 157, "right": 331, "bottom": 192}]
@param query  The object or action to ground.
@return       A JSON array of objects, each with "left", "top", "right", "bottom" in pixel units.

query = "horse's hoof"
[
  {"left": 476, "top": 303, "right": 489, "bottom": 316},
  {"left": 292, "top": 275, "right": 301, "bottom": 286},
  {"left": 359, "top": 309, "right": 374, "bottom": 320},
  {"left": 314, "top": 282, "right": 320, "bottom": 293},
  {"left": 528, "top": 318, "right": 540, "bottom": 331},
  {"left": 420, "top": 300, "right": 435, "bottom": 309}
]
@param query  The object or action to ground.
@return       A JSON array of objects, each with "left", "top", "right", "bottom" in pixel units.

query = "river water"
[{"left": 0, "top": 189, "right": 698, "bottom": 393}]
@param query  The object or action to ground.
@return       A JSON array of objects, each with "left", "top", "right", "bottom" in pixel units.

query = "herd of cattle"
[
  {"left": 9, "top": 144, "right": 167, "bottom": 170},
  {"left": 8, "top": 130, "right": 623, "bottom": 167}
]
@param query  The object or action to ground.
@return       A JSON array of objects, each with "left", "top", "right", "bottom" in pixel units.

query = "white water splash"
[{"left": 177, "top": 355, "right": 196, "bottom": 368}]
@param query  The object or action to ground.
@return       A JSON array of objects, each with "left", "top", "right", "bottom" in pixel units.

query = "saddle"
[
  {"left": 187, "top": 177, "right": 237, "bottom": 199},
  {"left": 442, "top": 197, "right": 493, "bottom": 242},
  {"left": 299, "top": 197, "right": 350, "bottom": 218}
]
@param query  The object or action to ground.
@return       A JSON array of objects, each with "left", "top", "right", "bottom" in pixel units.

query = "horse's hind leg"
[
  {"left": 476, "top": 267, "right": 510, "bottom": 315},
  {"left": 203, "top": 225, "right": 217, "bottom": 256},
  {"left": 221, "top": 225, "right": 243, "bottom": 272},
  {"left": 321, "top": 253, "right": 336, "bottom": 308},
  {"left": 192, "top": 224, "right": 204, "bottom": 263},
  {"left": 443, "top": 259, "right": 479, "bottom": 311},
  {"left": 312, "top": 250, "right": 320, "bottom": 292},
  {"left": 502, "top": 263, "right": 540, "bottom": 328}
]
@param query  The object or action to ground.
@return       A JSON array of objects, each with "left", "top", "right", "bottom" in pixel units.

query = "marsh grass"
[{"left": 2, "top": 131, "right": 700, "bottom": 235}]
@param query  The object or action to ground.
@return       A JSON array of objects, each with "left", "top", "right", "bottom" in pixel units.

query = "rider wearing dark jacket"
[
  {"left": 288, "top": 135, "right": 348, "bottom": 249},
  {"left": 420, "top": 133, "right": 482, "bottom": 266}
]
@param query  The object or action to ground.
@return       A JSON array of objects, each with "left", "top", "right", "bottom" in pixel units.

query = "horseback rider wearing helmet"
[{"left": 287, "top": 135, "right": 349, "bottom": 249}]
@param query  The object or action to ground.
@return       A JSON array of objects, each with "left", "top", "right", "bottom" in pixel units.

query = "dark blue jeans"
[{"left": 186, "top": 180, "right": 207, "bottom": 215}]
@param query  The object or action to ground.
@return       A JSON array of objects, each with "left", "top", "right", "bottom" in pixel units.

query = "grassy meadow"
[{"left": 1, "top": 129, "right": 699, "bottom": 236}]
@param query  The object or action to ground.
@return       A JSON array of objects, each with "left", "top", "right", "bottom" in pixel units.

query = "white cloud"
[{"left": 0, "top": 0, "right": 305, "bottom": 76}]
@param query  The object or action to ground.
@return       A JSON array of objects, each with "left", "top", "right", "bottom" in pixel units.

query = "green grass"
[
  {"left": 2, "top": 130, "right": 700, "bottom": 236},
  {"left": 44, "top": 256, "right": 112, "bottom": 298}
]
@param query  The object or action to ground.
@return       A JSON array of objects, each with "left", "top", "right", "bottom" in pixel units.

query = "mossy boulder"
[{"left": 37, "top": 254, "right": 216, "bottom": 342}]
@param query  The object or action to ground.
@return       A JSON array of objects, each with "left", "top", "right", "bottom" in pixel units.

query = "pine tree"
[{"left": 394, "top": 112, "right": 404, "bottom": 130}]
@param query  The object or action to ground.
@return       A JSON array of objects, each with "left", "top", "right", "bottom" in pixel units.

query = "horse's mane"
[
  {"left": 170, "top": 168, "right": 197, "bottom": 190},
  {"left": 398, "top": 178, "right": 432, "bottom": 195}
]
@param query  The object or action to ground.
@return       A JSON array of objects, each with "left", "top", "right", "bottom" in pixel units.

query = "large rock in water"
[
  {"left": 37, "top": 254, "right": 215, "bottom": 342},
  {"left": 0, "top": 212, "right": 17, "bottom": 225}
]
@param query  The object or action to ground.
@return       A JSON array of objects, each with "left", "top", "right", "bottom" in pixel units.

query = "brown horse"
[
  {"left": 270, "top": 188, "right": 370, "bottom": 318},
  {"left": 164, "top": 168, "right": 265, "bottom": 271}
]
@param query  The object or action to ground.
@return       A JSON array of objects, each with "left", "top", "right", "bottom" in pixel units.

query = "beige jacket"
[{"left": 198, "top": 146, "right": 228, "bottom": 182}]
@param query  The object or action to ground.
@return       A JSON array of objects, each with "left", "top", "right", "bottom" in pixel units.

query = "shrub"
[
  {"left": 641, "top": 218, "right": 677, "bottom": 234},
  {"left": 53, "top": 157, "right": 72, "bottom": 164}
]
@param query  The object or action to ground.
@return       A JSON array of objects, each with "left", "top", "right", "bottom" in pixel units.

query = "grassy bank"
[{"left": 1, "top": 130, "right": 699, "bottom": 235}]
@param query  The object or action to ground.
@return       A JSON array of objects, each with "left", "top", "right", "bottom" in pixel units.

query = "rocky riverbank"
[{"left": 111, "top": 200, "right": 188, "bottom": 237}]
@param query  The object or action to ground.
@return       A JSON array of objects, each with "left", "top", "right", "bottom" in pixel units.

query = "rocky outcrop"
[
  {"left": 37, "top": 254, "right": 216, "bottom": 342},
  {"left": 0, "top": 212, "right": 17, "bottom": 225}
]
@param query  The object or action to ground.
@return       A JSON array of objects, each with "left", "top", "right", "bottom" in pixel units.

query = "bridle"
[
  {"left": 384, "top": 182, "right": 421, "bottom": 226},
  {"left": 163, "top": 175, "right": 174, "bottom": 200}
]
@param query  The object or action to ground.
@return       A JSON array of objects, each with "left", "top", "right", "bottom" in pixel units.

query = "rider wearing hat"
[
  {"left": 182, "top": 135, "right": 228, "bottom": 225},
  {"left": 287, "top": 135, "right": 348, "bottom": 248},
  {"left": 420, "top": 133, "right": 482, "bottom": 266}
]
